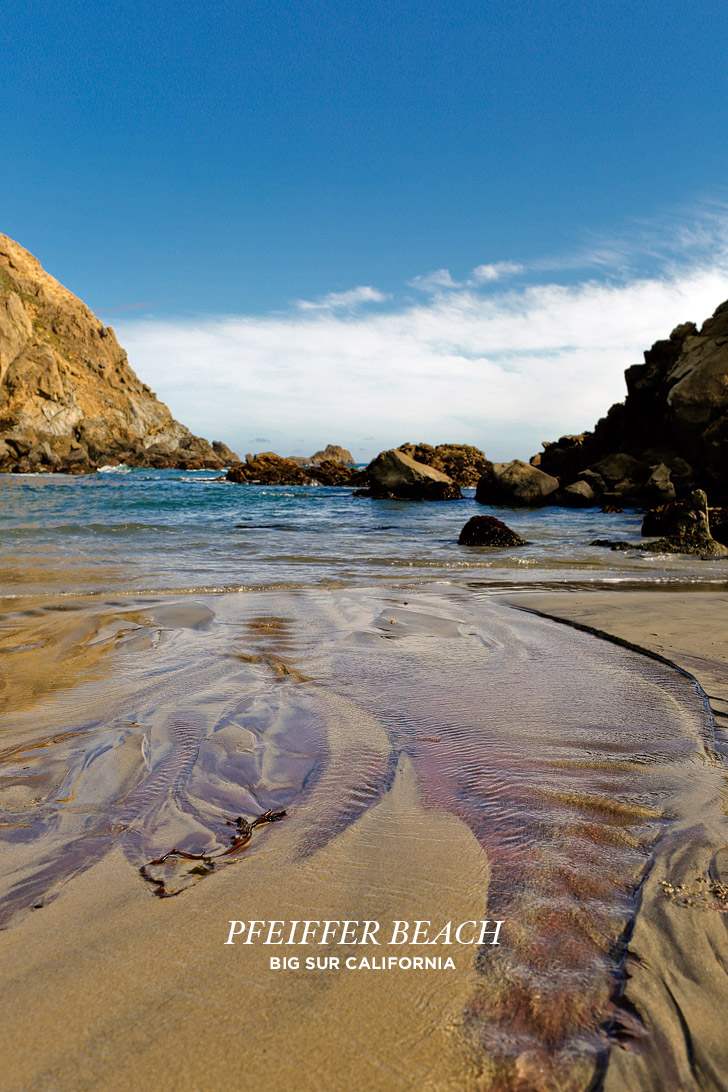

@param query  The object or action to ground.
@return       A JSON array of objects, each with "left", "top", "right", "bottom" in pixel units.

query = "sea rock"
[
  {"left": 641, "top": 489, "right": 711, "bottom": 538},
  {"left": 458, "top": 516, "right": 527, "bottom": 547},
  {"left": 356, "top": 449, "right": 462, "bottom": 500},
  {"left": 475, "top": 460, "right": 559, "bottom": 507},
  {"left": 310, "top": 444, "right": 355, "bottom": 466},
  {"left": 226, "top": 453, "right": 310, "bottom": 485},
  {"left": 634, "top": 491, "right": 728, "bottom": 558},
  {"left": 592, "top": 520, "right": 728, "bottom": 558},
  {"left": 531, "top": 434, "right": 588, "bottom": 480},
  {"left": 711, "top": 508, "right": 728, "bottom": 547},
  {"left": 641, "top": 535, "right": 728, "bottom": 559},
  {"left": 396, "top": 443, "right": 492, "bottom": 486},
  {"left": 0, "top": 234, "right": 238, "bottom": 473},
  {"left": 644, "top": 462, "right": 676, "bottom": 504},
  {"left": 226, "top": 452, "right": 364, "bottom": 487},
  {"left": 212, "top": 440, "right": 239, "bottom": 464},
  {"left": 590, "top": 539, "right": 634, "bottom": 551},
  {"left": 558, "top": 480, "right": 596, "bottom": 507},
  {"left": 308, "top": 460, "right": 364, "bottom": 486},
  {"left": 533, "top": 302, "right": 728, "bottom": 503}
]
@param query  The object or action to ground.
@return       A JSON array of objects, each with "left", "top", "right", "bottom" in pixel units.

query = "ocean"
[{"left": 1, "top": 466, "right": 725, "bottom": 597}]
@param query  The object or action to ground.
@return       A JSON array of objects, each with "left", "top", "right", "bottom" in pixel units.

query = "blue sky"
[{"left": 3, "top": 0, "right": 728, "bottom": 458}]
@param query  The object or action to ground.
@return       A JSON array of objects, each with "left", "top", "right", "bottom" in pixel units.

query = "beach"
[
  {"left": 511, "top": 589, "right": 728, "bottom": 1091},
  {"left": 4, "top": 1, "right": 728, "bottom": 1085},
  {"left": 1, "top": 507, "right": 727, "bottom": 1092}
]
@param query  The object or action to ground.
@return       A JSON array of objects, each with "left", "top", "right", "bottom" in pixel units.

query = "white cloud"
[
  {"left": 295, "top": 285, "right": 387, "bottom": 311},
  {"left": 407, "top": 269, "right": 461, "bottom": 292},
  {"left": 116, "top": 216, "right": 728, "bottom": 463},
  {"left": 470, "top": 262, "right": 523, "bottom": 283}
]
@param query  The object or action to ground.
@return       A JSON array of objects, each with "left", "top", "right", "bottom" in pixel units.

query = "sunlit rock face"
[{"left": 0, "top": 233, "right": 237, "bottom": 473}]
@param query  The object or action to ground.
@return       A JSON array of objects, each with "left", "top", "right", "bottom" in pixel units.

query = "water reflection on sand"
[{"left": 0, "top": 584, "right": 725, "bottom": 1090}]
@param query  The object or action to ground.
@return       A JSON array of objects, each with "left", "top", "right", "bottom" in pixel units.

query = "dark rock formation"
[
  {"left": 309, "top": 460, "right": 365, "bottom": 486},
  {"left": 591, "top": 536, "right": 727, "bottom": 557},
  {"left": 590, "top": 539, "right": 634, "bottom": 551},
  {"left": 532, "top": 302, "right": 728, "bottom": 504},
  {"left": 0, "top": 233, "right": 238, "bottom": 473},
  {"left": 641, "top": 535, "right": 728, "bottom": 558},
  {"left": 641, "top": 490, "right": 711, "bottom": 538},
  {"left": 711, "top": 508, "right": 728, "bottom": 547},
  {"left": 355, "top": 448, "right": 462, "bottom": 500},
  {"left": 558, "top": 480, "right": 595, "bottom": 507},
  {"left": 396, "top": 443, "right": 492, "bottom": 487},
  {"left": 227, "top": 454, "right": 310, "bottom": 485},
  {"left": 475, "top": 460, "right": 559, "bottom": 507},
  {"left": 226, "top": 452, "right": 364, "bottom": 486},
  {"left": 458, "top": 515, "right": 527, "bottom": 547},
  {"left": 593, "top": 493, "right": 728, "bottom": 557}
]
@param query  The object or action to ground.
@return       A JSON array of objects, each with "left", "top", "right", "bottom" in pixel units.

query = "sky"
[{"left": 3, "top": 0, "right": 728, "bottom": 460}]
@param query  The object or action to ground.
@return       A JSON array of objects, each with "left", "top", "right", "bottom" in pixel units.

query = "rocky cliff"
[
  {"left": 528, "top": 299, "right": 728, "bottom": 505},
  {"left": 0, "top": 234, "right": 238, "bottom": 473}
]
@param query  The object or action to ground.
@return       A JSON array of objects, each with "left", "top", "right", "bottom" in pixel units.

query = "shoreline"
[{"left": 507, "top": 587, "right": 728, "bottom": 740}]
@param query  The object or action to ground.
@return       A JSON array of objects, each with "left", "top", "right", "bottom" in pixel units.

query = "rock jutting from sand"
[{"left": 0, "top": 233, "right": 239, "bottom": 473}]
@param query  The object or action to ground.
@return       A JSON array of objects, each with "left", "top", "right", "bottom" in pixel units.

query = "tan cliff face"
[{"left": 0, "top": 234, "right": 238, "bottom": 472}]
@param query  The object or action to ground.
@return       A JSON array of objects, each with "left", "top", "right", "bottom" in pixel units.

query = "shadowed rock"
[
  {"left": 533, "top": 302, "right": 728, "bottom": 503},
  {"left": 642, "top": 489, "right": 711, "bottom": 538},
  {"left": 558, "top": 480, "right": 595, "bottom": 507},
  {"left": 594, "top": 495, "right": 728, "bottom": 557},
  {"left": 458, "top": 515, "right": 527, "bottom": 546},
  {"left": 476, "top": 460, "right": 559, "bottom": 506},
  {"left": 641, "top": 535, "right": 728, "bottom": 558}
]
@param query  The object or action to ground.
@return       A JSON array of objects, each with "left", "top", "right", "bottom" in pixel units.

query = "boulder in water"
[
  {"left": 476, "top": 460, "right": 559, "bottom": 506},
  {"left": 641, "top": 489, "right": 711, "bottom": 538},
  {"left": 396, "top": 442, "right": 493, "bottom": 486},
  {"left": 458, "top": 516, "right": 527, "bottom": 547},
  {"left": 357, "top": 449, "right": 462, "bottom": 500}
]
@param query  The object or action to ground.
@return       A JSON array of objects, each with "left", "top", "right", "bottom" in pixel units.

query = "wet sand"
[
  {"left": 511, "top": 589, "right": 728, "bottom": 1092},
  {"left": 0, "top": 585, "right": 726, "bottom": 1091}
]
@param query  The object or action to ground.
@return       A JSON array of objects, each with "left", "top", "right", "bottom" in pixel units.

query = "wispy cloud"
[
  {"left": 295, "top": 285, "right": 388, "bottom": 311},
  {"left": 469, "top": 262, "right": 523, "bottom": 283},
  {"left": 116, "top": 205, "right": 728, "bottom": 462},
  {"left": 407, "top": 268, "right": 462, "bottom": 292}
]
